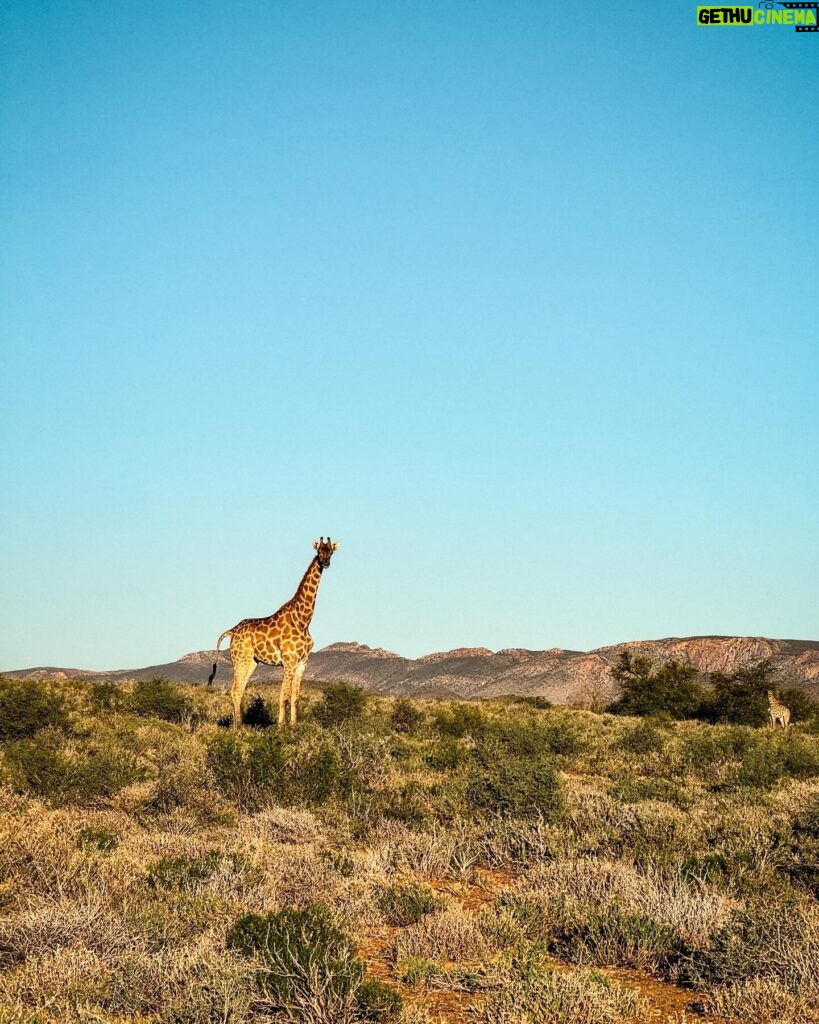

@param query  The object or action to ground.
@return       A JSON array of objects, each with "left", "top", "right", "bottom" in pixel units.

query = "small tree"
[
  {"left": 706, "top": 659, "right": 776, "bottom": 726},
  {"left": 608, "top": 650, "right": 706, "bottom": 719},
  {"left": 312, "top": 683, "right": 369, "bottom": 727},
  {"left": 0, "top": 677, "right": 70, "bottom": 740},
  {"left": 779, "top": 687, "right": 819, "bottom": 724},
  {"left": 390, "top": 697, "right": 423, "bottom": 735}
]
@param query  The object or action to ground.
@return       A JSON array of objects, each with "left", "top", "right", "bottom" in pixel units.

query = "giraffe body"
[
  {"left": 767, "top": 690, "right": 790, "bottom": 729},
  {"left": 209, "top": 539, "right": 339, "bottom": 728}
]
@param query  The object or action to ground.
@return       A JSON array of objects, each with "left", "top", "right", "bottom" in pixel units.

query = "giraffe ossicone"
[{"left": 208, "top": 538, "right": 339, "bottom": 728}]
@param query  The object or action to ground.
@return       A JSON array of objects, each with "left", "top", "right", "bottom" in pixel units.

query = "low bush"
[
  {"left": 611, "top": 776, "right": 690, "bottom": 809},
  {"left": 77, "top": 826, "right": 118, "bottom": 853},
  {"left": 299, "top": 742, "right": 351, "bottom": 805},
  {"left": 313, "top": 683, "right": 370, "bottom": 728},
  {"left": 551, "top": 903, "right": 684, "bottom": 971},
  {"left": 0, "top": 677, "right": 70, "bottom": 741},
  {"left": 473, "top": 961, "right": 650, "bottom": 1024},
  {"left": 682, "top": 899, "right": 819, "bottom": 999},
  {"left": 129, "top": 678, "right": 192, "bottom": 723},
  {"left": 377, "top": 882, "right": 439, "bottom": 926},
  {"left": 682, "top": 726, "right": 752, "bottom": 772},
  {"left": 227, "top": 904, "right": 399, "bottom": 1023},
  {"left": 242, "top": 693, "right": 274, "bottom": 728},
  {"left": 466, "top": 742, "right": 562, "bottom": 819},
  {"left": 1, "top": 731, "right": 144, "bottom": 806},
  {"left": 355, "top": 978, "right": 403, "bottom": 1022},
  {"left": 425, "top": 737, "right": 468, "bottom": 771},
  {"left": 390, "top": 698, "right": 423, "bottom": 735},
  {"left": 514, "top": 695, "right": 553, "bottom": 710},
  {"left": 147, "top": 851, "right": 222, "bottom": 891},
  {"left": 87, "top": 680, "right": 125, "bottom": 714},
  {"left": 206, "top": 730, "right": 287, "bottom": 809},
  {"left": 432, "top": 704, "right": 486, "bottom": 738},
  {"left": 381, "top": 782, "right": 432, "bottom": 827},
  {"left": 732, "top": 733, "right": 819, "bottom": 789},
  {"left": 617, "top": 719, "right": 668, "bottom": 755}
]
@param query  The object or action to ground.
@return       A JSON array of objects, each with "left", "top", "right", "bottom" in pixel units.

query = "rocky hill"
[{"left": 6, "top": 636, "right": 819, "bottom": 704}]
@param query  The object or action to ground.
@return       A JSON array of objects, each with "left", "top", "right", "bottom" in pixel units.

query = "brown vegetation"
[{"left": 0, "top": 674, "right": 817, "bottom": 1023}]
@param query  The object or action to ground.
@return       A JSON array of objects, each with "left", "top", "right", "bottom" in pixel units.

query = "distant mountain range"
[{"left": 5, "top": 636, "right": 819, "bottom": 703}]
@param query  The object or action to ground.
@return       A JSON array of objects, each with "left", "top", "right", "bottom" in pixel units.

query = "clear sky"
[{"left": 1, "top": 1, "right": 817, "bottom": 670}]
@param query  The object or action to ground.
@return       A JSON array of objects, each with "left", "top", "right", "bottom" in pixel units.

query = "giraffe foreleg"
[
  {"left": 290, "top": 660, "right": 308, "bottom": 727},
  {"left": 279, "top": 661, "right": 296, "bottom": 728}
]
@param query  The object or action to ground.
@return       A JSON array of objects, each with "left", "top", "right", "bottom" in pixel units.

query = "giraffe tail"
[{"left": 208, "top": 631, "right": 231, "bottom": 685}]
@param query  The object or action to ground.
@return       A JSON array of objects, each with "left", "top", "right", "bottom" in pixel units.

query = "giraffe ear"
[
  {"left": 312, "top": 540, "right": 319, "bottom": 550},
  {"left": 332, "top": 541, "right": 340, "bottom": 551}
]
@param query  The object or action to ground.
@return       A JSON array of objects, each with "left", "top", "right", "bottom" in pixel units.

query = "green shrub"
[
  {"left": 514, "top": 695, "right": 553, "bottom": 710},
  {"left": 683, "top": 726, "right": 752, "bottom": 772},
  {"left": 778, "top": 687, "right": 819, "bottom": 724},
  {"left": 381, "top": 781, "right": 431, "bottom": 827},
  {"left": 608, "top": 651, "right": 706, "bottom": 719},
  {"left": 242, "top": 693, "right": 274, "bottom": 728},
  {"left": 705, "top": 660, "right": 778, "bottom": 726},
  {"left": 617, "top": 719, "right": 667, "bottom": 755},
  {"left": 227, "top": 904, "right": 398, "bottom": 1022},
  {"left": 355, "top": 978, "right": 403, "bottom": 1022},
  {"left": 541, "top": 720, "right": 585, "bottom": 755},
  {"left": 779, "top": 732, "right": 819, "bottom": 779},
  {"left": 680, "top": 899, "right": 814, "bottom": 991},
  {"left": 611, "top": 775, "right": 690, "bottom": 808},
  {"left": 77, "top": 825, "right": 118, "bottom": 852},
  {"left": 313, "top": 683, "right": 370, "bottom": 727},
  {"left": 87, "top": 680, "right": 125, "bottom": 714},
  {"left": 551, "top": 904, "right": 684, "bottom": 971},
  {"left": 787, "top": 796, "right": 819, "bottom": 896},
  {"left": 466, "top": 743, "right": 562, "bottom": 819},
  {"left": 129, "top": 678, "right": 192, "bottom": 723},
  {"left": 474, "top": 961, "right": 649, "bottom": 1024},
  {"left": 147, "top": 851, "right": 222, "bottom": 890},
  {"left": 733, "top": 733, "right": 819, "bottom": 789},
  {"left": 390, "top": 698, "right": 423, "bottom": 735},
  {"left": 0, "top": 677, "right": 70, "bottom": 740},
  {"left": 2, "top": 731, "right": 144, "bottom": 806},
  {"left": 426, "top": 736, "right": 468, "bottom": 771},
  {"left": 377, "top": 882, "right": 439, "bottom": 926},
  {"left": 206, "top": 730, "right": 286, "bottom": 809},
  {"left": 482, "top": 719, "right": 545, "bottom": 757},
  {"left": 299, "top": 742, "right": 350, "bottom": 804},
  {"left": 433, "top": 703, "right": 486, "bottom": 738},
  {"left": 319, "top": 849, "right": 356, "bottom": 877}
]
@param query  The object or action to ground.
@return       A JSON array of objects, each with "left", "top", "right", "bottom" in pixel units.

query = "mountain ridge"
[{"left": 5, "top": 635, "right": 819, "bottom": 704}]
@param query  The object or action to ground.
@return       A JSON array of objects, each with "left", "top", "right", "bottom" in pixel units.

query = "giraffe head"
[{"left": 313, "top": 536, "right": 339, "bottom": 569}]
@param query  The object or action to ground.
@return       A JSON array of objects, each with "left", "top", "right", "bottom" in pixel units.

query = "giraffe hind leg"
[{"left": 230, "top": 649, "right": 257, "bottom": 730}]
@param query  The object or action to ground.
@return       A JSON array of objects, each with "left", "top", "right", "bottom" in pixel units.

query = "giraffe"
[
  {"left": 767, "top": 690, "right": 791, "bottom": 729},
  {"left": 208, "top": 538, "right": 339, "bottom": 728}
]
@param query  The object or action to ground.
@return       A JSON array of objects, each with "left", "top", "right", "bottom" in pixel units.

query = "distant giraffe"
[
  {"left": 767, "top": 690, "right": 791, "bottom": 729},
  {"left": 208, "top": 538, "right": 339, "bottom": 728}
]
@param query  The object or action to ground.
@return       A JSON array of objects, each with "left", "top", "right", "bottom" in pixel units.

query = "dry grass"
[{"left": 0, "top": 677, "right": 817, "bottom": 1023}]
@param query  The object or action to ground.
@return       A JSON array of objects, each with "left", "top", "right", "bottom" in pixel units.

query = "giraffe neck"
[{"left": 288, "top": 556, "right": 323, "bottom": 629}]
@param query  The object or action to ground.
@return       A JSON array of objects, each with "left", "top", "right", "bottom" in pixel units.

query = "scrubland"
[{"left": 0, "top": 675, "right": 817, "bottom": 1024}]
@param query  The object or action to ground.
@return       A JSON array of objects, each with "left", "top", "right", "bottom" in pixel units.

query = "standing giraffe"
[
  {"left": 767, "top": 690, "right": 791, "bottom": 729},
  {"left": 208, "top": 538, "right": 339, "bottom": 728}
]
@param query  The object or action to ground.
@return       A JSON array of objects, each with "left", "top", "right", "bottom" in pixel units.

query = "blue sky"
[{"left": 2, "top": 1, "right": 817, "bottom": 670}]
